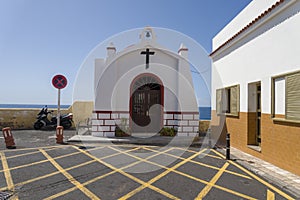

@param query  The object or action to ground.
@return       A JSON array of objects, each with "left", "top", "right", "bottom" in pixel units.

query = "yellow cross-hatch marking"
[
  {"left": 112, "top": 146, "right": 256, "bottom": 200},
  {"left": 0, "top": 145, "right": 295, "bottom": 200},
  {"left": 39, "top": 149, "right": 101, "bottom": 200},
  {"left": 196, "top": 162, "right": 229, "bottom": 199},
  {"left": 43, "top": 146, "right": 174, "bottom": 200},
  {"left": 0, "top": 152, "right": 19, "bottom": 200},
  {"left": 212, "top": 149, "right": 295, "bottom": 200},
  {"left": 143, "top": 146, "right": 252, "bottom": 180},
  {"left": 76, "top": 146, "right": 180, "bottom": 200},
  {"left": 119, "top": 148, "right": 208, "bottom": 199},
  {"left": 267, "top": 189, "right": 275, "bottom": 200}
]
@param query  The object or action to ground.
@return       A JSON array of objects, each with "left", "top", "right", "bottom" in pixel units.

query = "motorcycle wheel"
[
  {"left": 34, "top": 122, "right": 43, "bottom": 130},
  {"left": 61, "top": 121, "right": 72, "bottom": 129}
]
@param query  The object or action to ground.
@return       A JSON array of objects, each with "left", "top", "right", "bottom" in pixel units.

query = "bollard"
[
  {"left": 2, "top": 127, "right": 16, "bottom": 149},
  {"left": 208, "top": 128, "right": 212, "bottom": 148},
  {"left": 56, "top": 126, "right": 64, "bottom": 144},
  {"left": 226, "top": 133, "right": 230, "bottom": 160}
]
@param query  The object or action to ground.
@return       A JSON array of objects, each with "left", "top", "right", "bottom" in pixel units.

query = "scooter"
[{"left": 34, "top": 106, "right": 73, "bottom": 130}]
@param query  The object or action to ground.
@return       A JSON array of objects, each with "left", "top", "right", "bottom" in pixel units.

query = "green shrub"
[
  {"left": 159, "top": 127, "right": 177, "bottom": 137},
  {"left": 115, "top": 126, "right": 131, "bottom": 137},
  {"left": 115, "top": 118, "right": 131, "bottom": 137}
]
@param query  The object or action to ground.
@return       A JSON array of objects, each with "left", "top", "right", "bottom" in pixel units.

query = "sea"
[{"left": 0, "top": 104, "right": 211, "bottom": 120}]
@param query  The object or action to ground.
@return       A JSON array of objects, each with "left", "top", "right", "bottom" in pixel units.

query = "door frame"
[{"left": 129, "top": 73, "right": 164, "bottom": 132}]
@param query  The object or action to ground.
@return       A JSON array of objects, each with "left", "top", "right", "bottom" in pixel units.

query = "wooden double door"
[{"left": 131, "top": 84, "right": 162, "bottom": 133}]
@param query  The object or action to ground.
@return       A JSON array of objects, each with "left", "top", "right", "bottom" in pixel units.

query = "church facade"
[
  {"left": 92, "top": 27, "right": 199, "bottom": 137},
  {"left": 211, "top": 0, "right": 300, "bottom": 176}
]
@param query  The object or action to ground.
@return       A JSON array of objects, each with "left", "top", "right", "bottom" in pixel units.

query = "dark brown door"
[{"left": 131, "top": 84, "right": 161, "bottom": 133}]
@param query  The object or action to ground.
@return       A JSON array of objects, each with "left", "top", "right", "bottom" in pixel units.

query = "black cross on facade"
[{"left": 140, "top": 48, "right": 155, "bottom": 69}]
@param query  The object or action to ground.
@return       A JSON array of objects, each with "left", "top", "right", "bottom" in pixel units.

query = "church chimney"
[
  {"left": 178, "top": 43, "right": 188, "bottom": 59},
  {"left": 106, "top": 42, "right": 116, "bottom": 60}
]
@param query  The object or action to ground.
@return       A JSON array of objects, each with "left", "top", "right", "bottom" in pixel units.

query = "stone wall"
[{"left": 0, "top": 107, "right": 71, "bottom": 130}]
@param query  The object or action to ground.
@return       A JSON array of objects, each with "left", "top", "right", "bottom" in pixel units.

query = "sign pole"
[
  {"left": 52, "top": 74, "right": 67, "bottom": 127},
  {"left": 57, "top": 88, "right": 61, "bottom": 127}
]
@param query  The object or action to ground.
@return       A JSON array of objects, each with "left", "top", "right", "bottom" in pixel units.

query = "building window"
[
  {"left": 271, "top": 71, "right": 300, "bottom": 121},
  {"left": 216, "top": 84, "right": 240, "bottom": 116}
]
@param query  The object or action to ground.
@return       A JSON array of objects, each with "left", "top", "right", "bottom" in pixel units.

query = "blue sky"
[{"left": 0, "top": 0, "right": 252, "bottom": 106}]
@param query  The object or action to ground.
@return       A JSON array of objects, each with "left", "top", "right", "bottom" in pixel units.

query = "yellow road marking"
[
  {"left": 1, "top": 146, "right": 137, "bottom": 191},
  {"left": 0, "top": 145, "right": 64, "bottom": 153},
  {"left": 5, "top": 146, "right": 67, "bottom": 159},
  {"left": 0, "top": 152, "right": 19, "bottom": 199},
  {"left": 44, "top": 146, "right": 156, "bottom": 199},
  {"left": 267, "top": 190, "right": 275, "bottom": 200},
  {"left": 196, "top": 162, "right": 229, "bottom": 199},
  {"left": 6, "top": 150, "right": 41, "bottom": 159},
  {"left": 77, "top": 146, "right": 180, "bottom": 200},
  {"left": 0, "top": 152, "right": 15, "bottom": 191},
  {"left": 119, "top": 148, "right": 207, "bottom": 200},
  {"left": 114, "top": 146, "right": 256, "bottom": 200},
  {"left": 212, "top": 149, "right": 295, "bottom": 200},
  {"left": 143, "top": 146, "right": 252, "bottom": 180},
  {"left": 39, "top": 149, "right": 100, "bottom": 200},
  {"left": 0, "top": 150, "right": 82, "bottom": 173}
]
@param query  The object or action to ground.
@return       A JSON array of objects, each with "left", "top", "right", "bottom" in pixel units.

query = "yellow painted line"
[
  {"left": 9, "top": 146, "right": 137, "bottom": 191},
  {"left": 10, "top": 160, "right": 97, "bottom": 190},
  {"left": 0, "top": 153, "right": 19, "bottom": 199},
  {"left": 0, "top": 145, "right": 65, "bottom": 153},
  {"left": 77, "top": 146, "right": 180, "bottom": 200},
  {"left": 5, "top": 145, "right": 69, "bottom": 159},
  {"left": 44, "top": 146, "right": 148, "bottom": 199},
  {"left": 143, "top": 146, "right": 252, "bottom": 180},
  {"left": 6, "top": 150, "right": 41, "bottom": 159},
  {"left": 119, "top": 148, "right": 207, "bottom": 200},
  {"left": 46, "top": 170, "right": 117, "bottom": 199},
  {"left": 267, "top": 190, "right": 275, "bottom": 200},
  {"left": 212, "top": 149, "right": 295, "bottom": 200},
  {"left": 0, "top": 150, "right": 81, "bottom": 173},
  {"left": 39, "top": 149, "right": 100, "bottom": 200},
  {"left": 196, "top": 162, "right": 229, "bottom": 199},
  {"left": 115, "top": 146, "right": 256, "bottom": 200},
  {"left": 0, "top": 152, "right": 15, "bottom": 191}
]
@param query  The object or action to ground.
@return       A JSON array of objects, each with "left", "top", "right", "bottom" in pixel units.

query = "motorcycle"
[{"left": 34, "top": 106, "right": 73, "bottom": 130}]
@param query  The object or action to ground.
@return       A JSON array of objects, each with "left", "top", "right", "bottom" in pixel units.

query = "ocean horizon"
[{"left": 0, "top": 104, "right": 211, "bottom": 120}]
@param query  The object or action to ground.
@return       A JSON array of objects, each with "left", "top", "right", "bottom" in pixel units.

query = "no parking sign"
[
  {"left": 52, "top": 74, "right": 67, "bottom": 89},
  {"left": 52, "top": 74, "right": 68, "bottom": 127}
]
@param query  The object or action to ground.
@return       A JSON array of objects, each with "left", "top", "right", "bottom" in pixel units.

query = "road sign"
[
  {"left": 52, "top": 74, "right": 68, "bottom": 127},
  {"left": 52, "top": 74, "right": 67, "bottom": 89}
]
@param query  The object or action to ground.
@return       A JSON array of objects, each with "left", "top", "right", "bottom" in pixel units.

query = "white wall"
[
  {"left": 213, "top": 0, "right": 278, "bottom": 50},
  {"left": 212, "top": 1, "right": 300, "bottom": 114},
  {"left": 95, "top": 45, "right": 198, "bottom": 113}
]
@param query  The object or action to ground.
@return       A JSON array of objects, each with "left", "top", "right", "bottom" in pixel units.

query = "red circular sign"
[{"left": 52, "top": 74, "right": 67, "bottom": 89}]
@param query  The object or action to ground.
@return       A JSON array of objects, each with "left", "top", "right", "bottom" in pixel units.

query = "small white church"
[{"left": 92, "top": 27, "right": 199, "bottom": 137}]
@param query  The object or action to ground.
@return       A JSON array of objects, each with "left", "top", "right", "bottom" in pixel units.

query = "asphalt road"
[{"left": 0, "top": 130, "right": 297, "bottom": 199}]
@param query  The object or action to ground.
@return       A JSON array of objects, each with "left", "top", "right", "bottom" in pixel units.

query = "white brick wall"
[
  {"left": 182, "top": 114, "right": 194, "bottom": 120},
  {"left": 92, "top": 113, "right": 98, "bottom": 119},
  {"left": 111, "top": 113, "right": 119, "bottom": 119},
  {"left": 120, "top": 113, "right": 129, "bottom": 118},
  {"left": 99, "top": 126, "right": 110, "bottom": 132},
  {"left": 92, "top": 120, "right": 103, "bottom": 126},
  {"left": 164, "top": 114, "right": 173, "bottom": 119},
  {"left": 178, "top": 120, "right": 188, "bottom": 126},
  {"left": 188, "top": 120, "right": 199, "bottom": 126},
  {"left": 92, "top": 131, "right": 104, "bottom": 137},
  {"left": 174, "top": 114, "right": 182, "bottom": 120},
  {"left": 99, "top": 113, "right": 111, "bottom": 119},
  {"left": 104, "top": 120, "right": 116, "bottom": 126},
  {"left": 105, "top": 132, "right": 115, "bottom": 137},
  {"left": 183, "top": 127, "right": 193, "bottom": 132}
]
